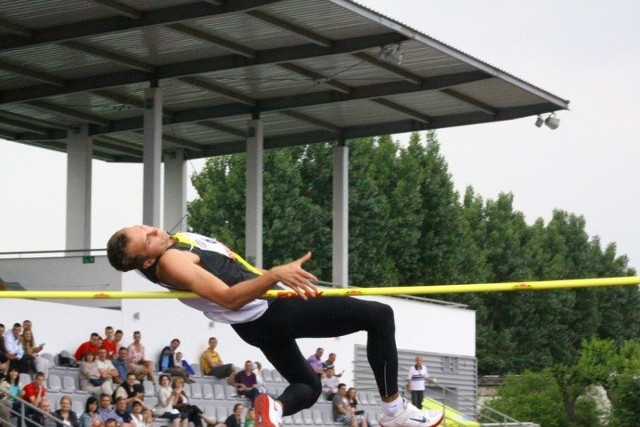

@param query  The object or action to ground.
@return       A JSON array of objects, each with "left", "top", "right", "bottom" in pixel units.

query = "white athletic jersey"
[
  {"left": 407, "top": 364, "right": 428, "bottom": 391},
  {"left": 140, "top": 231, "right": 269, "bottom": 324}
]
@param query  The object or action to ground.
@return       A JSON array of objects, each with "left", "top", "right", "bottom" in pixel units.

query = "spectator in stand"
[
  {"left": 0, "top": 367, "right": 22, "bottom": 415},
  {"left": 97, "top": 394, "right": 119, "bottom": 425},
  {"left": 113, "top": 348, "right": 145, "bottom": 383},
  {"left": 96, "top": 348, "right": 121, "bottom": 388},
  {"left": 306, "top": 347, "right": 324, "bottom": 377},
  {"left": 22, "top": 320, "right": 50, "bottom": 378},
  {"left": 234, "top": 361, "right": 260, "bottom": 404},
  {"left": 321, "top": 367, "right": 340, "bottom": 401},
  {"left": 22, "top": 371, "right": 47, "bottom": 411},
  {"left": 53, "top": 395, "right": 80, "bottom": 427},
  {"left": 346, "top": 387, "right": 368, "bottom": 427},
  {"left": 332, "top": 384, "right": 365, "bottom": 427},
  {"left": 406, "top": 356, "right": 433, "bottom": 410},
  {"left": 0, "top": 329, "right": 9, "bottom": 377},
  {"left": 75, "top": 333, "right": 102, "bottom": 363},
  {"left": 79, "top": 396, "right": 104, "bottom": 427},
  {"left": 252, "top": 361, "right": 267, "bottom": 394},
  {"left": 113, "top": 396, "right": 133, "bottom": 427},
  {"left": 153, "top": 374, "right": 187, "bottom": 427},
  {"left": 4, "top": 323, "right": 24, "bottom": 372},
  {"left": 200, "top": 337, "right": 235, "bottom": 384},
  {"left": 223, "top": 403, "right": 244, "bottom": 427},
  {"left": 79, "top": 352, "right": 113, "bottom": 397},
  {"left": 127, "top": 332, "right": 155, "bottom": 383},
  {"left": 244, "top": 407, "right": 255, "bottom": 427},
  {"left": 104, "top": 419, "right": 118, "bottom": 427},
  {"left": 102, "top": 327, "right": 118, "bottom": 360},
  {"left": 158, "top": 339, "right": 192, "bottom": 383},
  {"left": 323, "top": 353, "right": 343, "bottom": 377},
  {"left": 174, "top": 352, "right": 195, "bottom": 376},
  {"left": 114, "top": 331, "right": 124, "bottom": 349},
  {"left": 130, "top": 400, "right": 154, "bottom": 427},
  {"left": 113, "top": 372, "right": 145, "bottom": 407},
  {"left": 30, "top": 398, "right": 57, "bottom": 427},
  {"left": 171, "top": 376, "right": 215, "bottom": 427}
]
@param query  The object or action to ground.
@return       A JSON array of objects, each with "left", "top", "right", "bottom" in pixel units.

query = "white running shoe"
[
  {"left": 254, "top": 393, "right": 283, "bottom": 427},
  {"left": 379, "top": 400, "right": 444, "bottom": 427}
]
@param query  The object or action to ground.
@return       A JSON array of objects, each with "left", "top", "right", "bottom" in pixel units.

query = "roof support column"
[
  {"left": 65, "top": 123, "right": 92, "bottom": 252},
  {"left": 142, "top": 86, "right": 163, "bottom": 227},
  {"left": 332, "top": 142, "right": 348, "bottom": 287},
  {"left": 163, "top": 148, "right": 187, "bottom": 233},
  {"left": 245, "top": 119, "right": 263, "bottom": 268}
]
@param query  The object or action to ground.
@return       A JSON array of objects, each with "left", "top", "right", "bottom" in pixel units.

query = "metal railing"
[{"left": 1, "top": 398, "right": 69, "bottom": 427}]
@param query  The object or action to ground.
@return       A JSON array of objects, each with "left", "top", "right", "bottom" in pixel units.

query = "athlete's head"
[{"left": 107, "top": 225, "right": 171, "bottom": 271}]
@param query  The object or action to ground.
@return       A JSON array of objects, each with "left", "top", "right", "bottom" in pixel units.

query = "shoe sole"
[
  {"left": 254, "top": 394, "right": 276, "bottom": 427},
  {"left": 379, "top": 410, "right": 445, "bottom": 427}
]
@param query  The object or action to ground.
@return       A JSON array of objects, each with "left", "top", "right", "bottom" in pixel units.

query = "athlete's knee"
[{"left": 372, "top": 302, "right": 395, "bottom": 329}]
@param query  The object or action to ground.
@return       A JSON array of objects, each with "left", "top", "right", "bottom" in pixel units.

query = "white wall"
[{"left": 1, "top": 257, "right": 475, "bottom": 387}]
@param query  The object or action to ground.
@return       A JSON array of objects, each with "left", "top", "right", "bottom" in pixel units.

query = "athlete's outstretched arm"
[{"left": 156, "top": 249, "right": 318, "bottom": 310}]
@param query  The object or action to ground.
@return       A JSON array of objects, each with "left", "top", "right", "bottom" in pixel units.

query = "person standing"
[{"left": 406, "top": 356, "right": 433, "bottom": 410}]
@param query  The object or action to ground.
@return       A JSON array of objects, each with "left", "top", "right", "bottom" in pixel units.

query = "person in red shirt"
[
  {"left": 22, "top": 371, "right": 47, "bottom": 408},
  {"left": 75, "top": 333, "right": 101, "bottom": 362},
  {"left": 102, "top": 326, "right": 118, "bottom": 360}
]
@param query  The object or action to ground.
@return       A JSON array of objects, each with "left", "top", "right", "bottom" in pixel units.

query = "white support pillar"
[
  {"left": 163, "top": 149, "right": 187, "bottom": 233},
  {"left": 66, "top": 124, "right": 92, "bottom": 251},
  {"left": 142, "top": 86, "right": 163, "bottom": 227},
  {"left": 332, "top": 144, "right": 349, "bottom": 286},
  {"left": 245, "top": 119, "right": 263, "bottom": 268}
]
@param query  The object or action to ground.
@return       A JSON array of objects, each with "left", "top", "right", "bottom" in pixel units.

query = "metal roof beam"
[
  {"left": 278, "top": 63, "right": 352, "bottom": 94},
  {"left": 91, "top": 89, "right": 144, "bottom": 109},
  {"left": 167, "top": 24, "right": 256, "bottom": 58},
  {"left": 280, "top": 110, "right": 341, "bottom": 133},
  {"left": 245, "top": 10, "right": 332, "bottom": 47},
  {"left": 371, "top": 98, "right": 431, "bottom": 123},
  {"left": 0, "top": 109, "right": 72, "bottom": 130},
  {"left": 197, "top": 120, "right": 248, "bottom": 138},
  {"left": 61, "top": 41, "right": 155, "bottom": 72},
  {"left": 25, "top": 100, "right": 112, "bottom": 126},
  {"left": 91, "top": 0, "right": 143, "bottom": 20},
  {"left": 0, "top": 115, "right": 54, "bottom": 135},
  {"left": 130, "top": 129, "right": 206, "bottom": 152},
  {"left": 0, "top": 17, "right": 33, "bottom": 38},
  {"left": 0, "top": 60, "right": 65, "bottom": 86},
  {"left": 0, "top": 0, "right": 283, "bottom": 51},
  {"left": 440, "top": 88, "right": 496, "bottom": 115},
  {"left": 0, "top": 32, "right": 406, "bottom": 104},
  {"left": 351, "top": 51, "right": 421, "bottom": 85},
  {"left": 179, "top": 76, "right": 255, "bottom": 105}
]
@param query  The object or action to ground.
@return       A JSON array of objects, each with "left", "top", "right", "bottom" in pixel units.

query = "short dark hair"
[{"left": 107, "top": 229, "right": 144, "bottom": 272}]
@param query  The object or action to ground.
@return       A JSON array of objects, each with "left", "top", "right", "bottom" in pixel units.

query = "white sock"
[{"left": 381, "top": 395, "right": 404, "bottom": 417}]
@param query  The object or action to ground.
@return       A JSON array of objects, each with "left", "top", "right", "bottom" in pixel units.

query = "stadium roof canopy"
[{"left": 0, "top": 0, "right": 569, "bottom": 162}]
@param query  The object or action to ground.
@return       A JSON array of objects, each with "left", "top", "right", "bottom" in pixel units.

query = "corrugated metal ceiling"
[{"left": 0, "top": 0, "right": 569, "bottom": 162}]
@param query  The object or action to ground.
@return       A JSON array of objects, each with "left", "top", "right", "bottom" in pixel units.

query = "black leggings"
[{"left": 232, "top": 297, "right": 398, "bottom": 416}]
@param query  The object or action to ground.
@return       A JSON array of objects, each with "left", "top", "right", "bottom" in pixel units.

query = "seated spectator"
[
  {"left": 102, "top": 327, "right": 118, "bottom": 360},
  {"left": 113, "top": 397, "right": 133, "bottom": 427},
  {"left": 153, "top": 374, "right": 187, "bottom": 427},
  {"left": 22, "top": 371, "right": 47, "bottom": 417},
  {"left": 0, "top": 373, "right": 12, "bottom": 425},
  {"left": 158, "top": 339, "right": 192, "bottom": 383},
  {"left": 346, "top": 387, "right": 368, "bottom": 427},
  {"left": 323, "top": 352, "right": 343, "bottom": 377},
  {"left": 321, "top": 367, "right": 340, "bottom": 400},
  {"left": 234, "top": 361, "right": 260, "bottom": 403},
  {"left": 244, "top": 407, "right": 255, "bottom": 427},
  {"left": 200, "top": 337, "right": 235, "bottom": 383},
  {"left": 97, "top": 394, "right": 119, "bottom": 425},
  {"left": 223, "top": 403, "right": 244, "bottom": 427},
  {"left": 96, "top": 348, "right": 121, "bottom": 387},
  {"left": 113, "top": 373, "right": 145, "bottom": 407},
  {"left": 332, "top": 384, "right": 366, "bottom": 427},
  {"left": 104, "top": 419, "right": 118, "bottom": 427},
  {"left": 130, "top": 400, "right": 154, "bottom": 427},
  {"left": 0, "top": 367, "right": 23, "bottom": 415},
  {"left": 113, "top": 348, "right": 145, "bottom": 383},
  {"left": 30, "top": 398, "right": 57, "bottom": 427},
  {"left": 4, "top": 323, "right": 25, "bottom": 373},
  {"left": 174, "top": 352, "right": 195, "bottom": 376},
  {"left": 127, "top": 332, "right": 155, "bottom": 383},
  {"left": 79, "top": 396, "right": 104, "bottom": 427},
  {"left": 79, "top": 352, "right": 113, "bottom": 397},
  {"left": 252, "top": 361, "right": 267, "bottom": 394},
  {"left": 307, "top": 347, "right": 324, "bottom": 377},
  {"left": 0, "top": 325, "right": 8, "bottom": 376},
  {"left": 75, "top": 333, "right": 101, "bottom": 363},
  {"left": 21, "top": 320, "right": 50, "bottom": 378},
  {"left": 171, "top": 377, "right": 216, "bottom": 427},
  {"left": 53, "top": 395, "right": 80, "bottom": 427}
]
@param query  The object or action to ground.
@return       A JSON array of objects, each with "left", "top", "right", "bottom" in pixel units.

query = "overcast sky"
[{"left": 1, "top": 1, "right": 639, "bottom": 274}]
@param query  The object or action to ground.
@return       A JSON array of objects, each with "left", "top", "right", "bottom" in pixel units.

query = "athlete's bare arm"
[{"left": 155, "top": 248, "right": 318, "bottom": 310}]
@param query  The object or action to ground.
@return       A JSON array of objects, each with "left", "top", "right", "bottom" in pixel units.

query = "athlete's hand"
[{"left": 270, "top": 252, "right": 318, "bottom": 299}]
